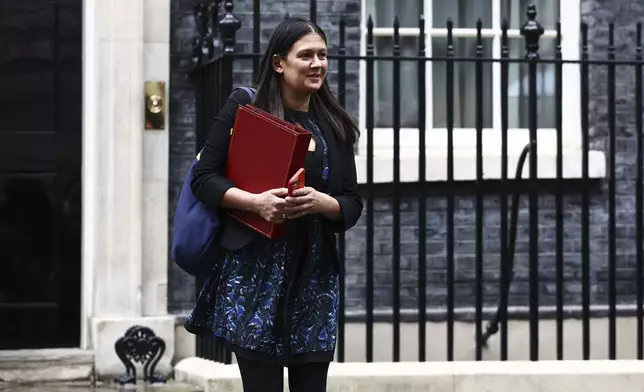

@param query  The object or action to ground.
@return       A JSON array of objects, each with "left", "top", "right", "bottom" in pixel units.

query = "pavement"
[{"left": 0, "top": 383, "right": 202, "bottom": 392}]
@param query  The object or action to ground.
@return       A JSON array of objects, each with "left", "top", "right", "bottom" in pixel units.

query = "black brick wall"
[
  {"left": 168, "top": 0, "right": 644, "bottom": 317},
  {"left": 341, "top": 0, "right": 644, "bottom": 316}
]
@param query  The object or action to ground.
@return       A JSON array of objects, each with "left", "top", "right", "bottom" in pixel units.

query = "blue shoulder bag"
[{"left": 171, "top": 87, "right": 256, "bottom": 276}]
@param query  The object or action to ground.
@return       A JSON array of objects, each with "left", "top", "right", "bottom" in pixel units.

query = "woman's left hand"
[{"left": 284, "top": 187, "right": 332, "bottom": 219}]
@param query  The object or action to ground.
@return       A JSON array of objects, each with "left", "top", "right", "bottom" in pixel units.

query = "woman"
[{"left": 185, "top": 17, "right": 363, "bottom": 392}]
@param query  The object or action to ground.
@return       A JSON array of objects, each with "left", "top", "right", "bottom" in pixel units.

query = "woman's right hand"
[{"left": 252, "top": 188, "right": 289, "bottom": 223}]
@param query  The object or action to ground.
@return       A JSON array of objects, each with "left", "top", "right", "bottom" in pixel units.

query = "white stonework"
[
  {"left": 174, "top": 357, "right": 644, "bottom": 392},
  {"left": 81, "top": 0, "right": 171, "bottom": 380},
  {"left": 91, "top": 317, "right": 175, "bottom": 378},
  {"left": 171, "top": 316, "right": 644, "bottom": 365},
  {"left": 336, "top": 316, "right": 644, "bottom": 362}
]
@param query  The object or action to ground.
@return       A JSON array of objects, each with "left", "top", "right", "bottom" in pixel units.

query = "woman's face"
[{"left": 273, "top": 32, "right": 328, "bottom": 94}]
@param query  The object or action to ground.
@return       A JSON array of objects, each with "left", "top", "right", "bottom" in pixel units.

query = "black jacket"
[{"left": 190, "top": 88, "right": 363, "bottom": 250}]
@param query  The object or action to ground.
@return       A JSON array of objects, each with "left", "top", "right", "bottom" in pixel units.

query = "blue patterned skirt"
[{"left": 185, "top": 218, "right": 340, "bottom": 364}]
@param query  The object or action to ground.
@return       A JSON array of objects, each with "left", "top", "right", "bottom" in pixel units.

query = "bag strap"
[{"left": 234, "top": 86, "right": 256, "bottom": 101}]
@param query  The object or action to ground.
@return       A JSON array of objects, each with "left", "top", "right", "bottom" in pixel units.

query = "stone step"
[{"left": 0, "top": 349, "right": 94, "bottom": 383}]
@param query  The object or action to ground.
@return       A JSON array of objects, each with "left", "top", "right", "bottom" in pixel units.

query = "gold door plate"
[{"left": 145, "top": 81, "right": 166, "bottom": 130}]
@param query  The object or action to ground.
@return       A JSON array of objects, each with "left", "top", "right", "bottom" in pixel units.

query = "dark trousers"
[{"left": 236, "top": 355, "right": 330, "bottom": 392}]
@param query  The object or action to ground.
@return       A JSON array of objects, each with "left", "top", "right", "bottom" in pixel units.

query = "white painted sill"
[
  {"left": 355, "top": 148, "right": 606, "bottom": 184},
  {"left": 354, "top": 128, "right": 606, "bottom": 184}
]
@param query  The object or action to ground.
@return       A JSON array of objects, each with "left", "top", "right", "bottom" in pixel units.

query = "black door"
[{"left": 0, "top": 0, "right": 82, "bottom": 349}]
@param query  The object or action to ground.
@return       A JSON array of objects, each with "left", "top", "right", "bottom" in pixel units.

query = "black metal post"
[
  {"left": 607, "top": 22, "right": 617, "bottom": 360},
  {"left": 207, "top": 0, "right": 219, "bottom": 61},
  {"left": 253, "top": 0, "right": 261, "bottom": 78},
  {"left": 191, "top": 1, "right": 210, "bottom": 66},
  {"left": 337, "top": 15, "right": 347, "bottom": 363},
  {"left": 554, "top": 21, "right": 564, "bottom": 361},
  {"left": 192, "top": 4, "right": 213, "bottom": 351},
  {"left": 309, "top": 0, "right": 317, "bottom": 24},
  {"left": 445, "top": 18, "right": 455, "bottom": 362},
  {"left": 392, "top": 15, "right": 401, "bottom": 363},
  {"left": 53, "top": 1, "right": 60, "bottom": 158},
  {"left": 365, "top": 15, "right": 375, "bottom": 363},
  {"left": 417, "top": 14, "right": 427, "bottom": 363},
  {"left": 636, "top": 22, "right": 643, "bottom": 361},
  {"left": 474, "top": 19, "right": 484, "bottom": 361},
  {"left": 580, "top": 22, "right": 591, "bottom": 360},
  {"left": 192, "top": 1, "right": 213, "bottom": 151},
  {"left": 499, "top": 19, "right": 510, "bottom": 361},
  {"left": 201, "top": 1, "right": 240, "bottom": 364},
  {"left": 219, "top": 0, "right": 241, "bottom": 101},
  {"left": 520, "top": 3, "right": 543, "bottom": 362}
]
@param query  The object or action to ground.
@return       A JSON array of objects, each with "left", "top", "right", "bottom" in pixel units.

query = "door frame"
[{"left": 81, "top": 0, "right": 96, "bottom": 350}]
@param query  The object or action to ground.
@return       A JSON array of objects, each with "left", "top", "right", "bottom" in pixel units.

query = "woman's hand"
[
  {"left": 252, "top": 188, "right": 288, "bottom": 223},
  {"left": 284, "top": 187, "right": 340, "bottom": 220}
]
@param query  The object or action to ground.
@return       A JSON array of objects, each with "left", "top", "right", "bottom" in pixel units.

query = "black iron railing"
[{"left": 188, "top": 0, "right": 644, "bottom": 363}]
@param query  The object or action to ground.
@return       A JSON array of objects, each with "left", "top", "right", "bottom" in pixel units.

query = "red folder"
[{"left": 226, "top": 105, "right": 312, "bottom": 239}]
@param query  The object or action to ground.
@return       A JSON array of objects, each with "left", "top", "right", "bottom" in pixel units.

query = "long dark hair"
[{"left": 252, "top": 17, "right": 359, "bottom": 145}]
